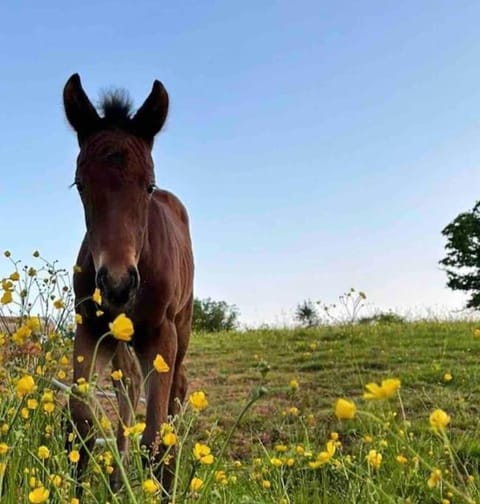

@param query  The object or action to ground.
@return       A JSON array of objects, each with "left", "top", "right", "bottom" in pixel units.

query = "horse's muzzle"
[{"left": 96, "top": 265, "right": 139, "bottom": 308}]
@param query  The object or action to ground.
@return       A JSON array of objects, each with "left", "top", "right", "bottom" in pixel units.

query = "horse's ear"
[
  {"left": 63, "top": 74, "right": 100, "bottom": 142},
  {"left": 131, "top": 80, "right": 169, "bottom": 143}
]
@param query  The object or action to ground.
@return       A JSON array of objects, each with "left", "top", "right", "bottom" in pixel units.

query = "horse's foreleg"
[
  {"left": 169, "top": 299, "right": 192, "bottom": 416},
  {"left": 110, "top": 344, "right": 142, "bottom": 492},
  {"left": 68, "top": 325, "right": 117, "bottom": 490},
  {"left": 136, "top": 319, "right": 178, "bottom": 496}
]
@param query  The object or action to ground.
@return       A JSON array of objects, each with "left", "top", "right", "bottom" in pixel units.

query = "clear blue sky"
[{"left": 1, "top": 1, "right": 479, "bottom": 324}]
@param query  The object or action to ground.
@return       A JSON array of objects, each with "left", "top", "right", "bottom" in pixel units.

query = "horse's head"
[{"left": 64, "top": 74, "right": 168, "bottom": 311}]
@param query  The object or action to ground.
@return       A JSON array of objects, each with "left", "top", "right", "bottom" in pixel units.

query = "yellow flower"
[
  {"left": 262, "top": 480, "right": 271, "bottom": 489},
  {"left": 316, "top": 440, "right": 336, "bottom": 465},
  {"left": 215, "top": 470, "right": 228, "bottom": 485},
  {"left": 363, "top": 378, "right": 401, "bottom": 400},
  {"left": 1, "top": 291, "right": 12, "bottom": 305},
  {"left": 189, "top": 391, "right": 208, "bottom": 411},
  {"left": 289, "top": 379, "right": 299, "bottom": 391},
  {"left": 143, "top": 479, "right": 159, "bottom": 494},
  {"left": 109, "top": 313, "right": 134, "bottom": 341},
  {"left": 427, "top": 468, "right": 442, "bottom": 488},
  {"left": 92, "top": 288, "right": 102, "bottom": 305},
  {"left": 68, "top": 450, "right": 80, "bottom": 463},
  {"left": 53, "top": 299, "right": 64, "bottom": 309},
  {"left": 9, "top": 271, "right": 20, "bottom": 281},
  {"left": 193, "top": 443, "right": 214, "bottom": 464},
  {"left": 75, "top": 313, "right": 83, "bottom": 325},
  {"left": 12, "top": 325, "right": 32, "bottom": 345},
  {"left": 28, "top": 487, "right": 49, "bottom": 503},
  {"left": 153, "top": 353, "right": 170, "bottom": 373},
  {"left": 0, "top": 443, "right": 9, "bottom": 455},
  {"left": 26, "top": 317, "right": 41, "bottom": 332},
  {"left": 286, "top": 406, "right": 299, "bottom": 416},
  {"left": 100, "top": 416, "right": 112, "bottom": 430},
  {"left": 190, "top": 477, "right": 204, "bottom": 492},
  {"left": 123, "top": 422, "right": 146, "bottom": 437},
  {"left": 275, "top": 444, "right": 288, "bottom": 452},
  {"left": 474, "top": 328, "right": 480, "bottom": 337},
  {"left": 57, "top": 370, "right": 66, "bottom": 380},
  {"left": 163, "top": 432, "right": 177, "bottom": 447},
  {"left": 16, "top": 375, "right": 36, "bottom": 397},
  {"left": 396, "top": 454, "right": 408, "bottom": 465},
  {"left": 76, "top": 355, "right": 84, "bottom": 363},
  {"left": 334, "top": 398, "right": 356, "bottom": 420},
  {"left": 49, "top": 474, "right": 62, "bottom": 487},
  {"left": 111, "top": 369, "right": 123, "bottom": 381},
  {"left": 37, "top": 446, "right": 50, "bottom": 459},
  {"left": 366, "top": 449, "right": 382, "bottom": 469},
  {"left": 429, "top": 409, "right": 450, "bottom": 432},
  {"left": 443, "top": 372, "right": 453, "bottom": 382},
  {"left": 270, "top": 457, "right": 283, "bottom": 467},
  {"left": 27, "top": 399, "right": 38, "bottom": 409}
]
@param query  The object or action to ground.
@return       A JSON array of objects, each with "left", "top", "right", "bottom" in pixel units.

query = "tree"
[
  {"left": 440, "top": 201, "right": 480, "bottom": 308},
  {"left": 192, "top": 297, "right": 239, "bottom": 332},
  {"left": 295, "top": 299, "right": 320, "bottom": 327}
]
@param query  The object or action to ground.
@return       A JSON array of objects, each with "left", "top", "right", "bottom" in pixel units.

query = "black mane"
[{"left": 98, "top": 90, "right": 134, "bottom": 129}]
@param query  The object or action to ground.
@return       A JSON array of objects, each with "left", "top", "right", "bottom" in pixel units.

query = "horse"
[{"left": 63, "top": 73, "right": 194, "bottom": 496}]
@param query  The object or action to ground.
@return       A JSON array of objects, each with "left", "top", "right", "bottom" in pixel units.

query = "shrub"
[
  {"left": 192, "top": 297, "right": 239, "bottom": 332},
  {"left": 295, "top": 299, "right": 320, "bottom": 327}
]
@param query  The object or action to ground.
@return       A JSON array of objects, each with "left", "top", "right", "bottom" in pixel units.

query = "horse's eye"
[{"left": 147, "top": 183, "right": 156, "bottom": 195}]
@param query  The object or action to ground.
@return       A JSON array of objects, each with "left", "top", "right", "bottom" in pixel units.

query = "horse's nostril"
[
  {"left": 96, "top": 266, "right": 108, "bottom": 290},
  {"left": 128, "top": 266, "right": 139, "bottom": 291}
]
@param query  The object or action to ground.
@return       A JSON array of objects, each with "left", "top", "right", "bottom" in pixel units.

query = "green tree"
[
  {"left": 440, "top": 201, "right": 480, "bottom": 308},
  {"left": 295, "top": 299, "right": 320, "bottom": 327},
  {"left": 192, "top": 297, "right": 239, "bottom": 332}
]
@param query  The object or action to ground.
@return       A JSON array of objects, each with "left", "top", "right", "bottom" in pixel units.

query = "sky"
[{"left": 1, "top": 1, "right": 480, "bottom": 325}]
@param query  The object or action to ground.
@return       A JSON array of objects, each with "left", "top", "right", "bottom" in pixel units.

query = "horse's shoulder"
[{"left": 153, "top": 189, "right": 190, "bottom": 227}]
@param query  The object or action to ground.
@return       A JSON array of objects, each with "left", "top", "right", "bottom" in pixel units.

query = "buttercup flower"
[
  {"left": 92, "top": 288, "right": 102, "bottom": 305},
  {"left": 111, "top": 369, "right": 123, "bottom": 381},
  {"left": 109, "top": 313, "right": 134, "bottom": 341},
  {"left": 28, "top": 487, "right": 49, "bottom": 503},
  {"left": 0, "top": 291, "right": 12, "bottom": 305},
  {"left": 363, "top": 378, "right": 400, "bottom": 400},
  {"left": 68, "top": 450, "right": 80, "bottom": 463},
  {"left": 193, "top": 443, "right": 214, "bottom": 464},
  {"left": 153, "top": 354, "right": 170, "bottom": 373},
  {"left": 190, "top": 477, "right": 204, "bottom": 492},
  {"left": 366, "top": 449, "right": 382, "bottom": 469},
  {"left": 16, "top": 375, "right": 36, "bottom": 397},
  {"left": 189, "top": 391, "right": 208, "bottom": 411},
  {"left": 143, "top": 479, "right": 159, "bottom": 494},
  {"left": 37, "top": 446, "right": 50, "bottom": 459},
  {"left": 427, "top": 468, "right": 442, "bottom": 488},
  {"left": 429, "top": 409, "right": 450, "bottom": 432},
  {"left": 334, "top": 398, "right": 356, "bottom": 420}
]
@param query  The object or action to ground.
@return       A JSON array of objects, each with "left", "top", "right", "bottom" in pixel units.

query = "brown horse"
[{"left": 63, "top": 74, "right": 194, "bottom": 495}]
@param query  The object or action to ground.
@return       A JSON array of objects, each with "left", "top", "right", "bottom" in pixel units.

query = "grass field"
[{"left": 2, "top": 257, "right": 480, "bottom": 503}]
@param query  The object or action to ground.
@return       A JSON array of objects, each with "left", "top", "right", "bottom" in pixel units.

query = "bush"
[
  {"left": 358, "top": 312, "right": 406, "bottom": 325},
  {"left": 192, "top": 297, "right": 239, "bottom": 332},
  {"left": 294, "top": 299, "right": 320, "bottom": 327}
]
